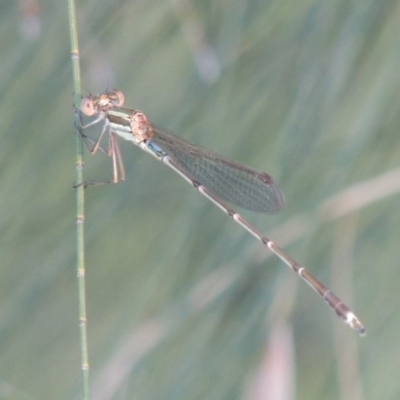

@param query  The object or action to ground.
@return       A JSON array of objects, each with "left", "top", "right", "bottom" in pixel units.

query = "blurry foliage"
[{"left": 0, "top": 0, "right": 399, "bottom": 399}]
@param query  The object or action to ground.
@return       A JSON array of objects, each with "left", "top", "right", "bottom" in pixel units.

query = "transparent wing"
[{"left": 150, "top": 126, "right": 285, "bottom": 214}]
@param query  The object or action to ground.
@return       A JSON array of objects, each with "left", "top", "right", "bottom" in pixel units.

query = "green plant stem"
[{"left": 67, "top": 0, "right": 89, "bottom": 399}]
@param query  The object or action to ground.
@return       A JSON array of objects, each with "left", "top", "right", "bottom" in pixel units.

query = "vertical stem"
[{"left": 67, "top": 1, "right": 90, "bottom": 399}]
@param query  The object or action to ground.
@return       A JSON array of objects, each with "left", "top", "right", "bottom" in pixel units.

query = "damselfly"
[{"left": 80, "top": 90, "right": 365, "bottom": 335}]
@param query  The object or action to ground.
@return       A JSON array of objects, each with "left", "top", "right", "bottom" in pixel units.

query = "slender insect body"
[{"left": 80, "top": 90, "right": 365, "bottom": 336}]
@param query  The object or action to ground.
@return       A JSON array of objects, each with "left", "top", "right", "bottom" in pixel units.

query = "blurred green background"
[{"left": 1, "top": 1, "right": 400, "bottom": 399}]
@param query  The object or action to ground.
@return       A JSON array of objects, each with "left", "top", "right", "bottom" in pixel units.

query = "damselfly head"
[{"left": 80, "top": 90, "right": 125, "bottom": 117}]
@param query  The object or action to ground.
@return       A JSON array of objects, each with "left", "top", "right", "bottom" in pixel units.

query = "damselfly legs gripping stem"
[{"left": 80, "top": 90, "right": 365, "bottom": 336}]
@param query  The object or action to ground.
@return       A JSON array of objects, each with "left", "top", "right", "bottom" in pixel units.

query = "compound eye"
[
  {"left": 109, "top": 90, "right": 125, "bottom": 107},
  {"left": 80, "top": 97, "right": 95, "bottom": 116}
]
